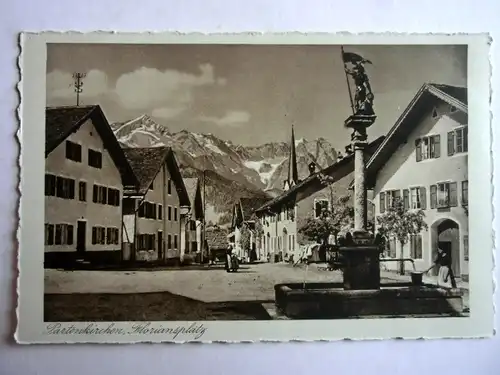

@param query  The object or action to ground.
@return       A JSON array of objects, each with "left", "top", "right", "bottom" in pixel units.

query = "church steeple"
[{"left": 287, "top": 124, "right": 299, "bottom": 186}]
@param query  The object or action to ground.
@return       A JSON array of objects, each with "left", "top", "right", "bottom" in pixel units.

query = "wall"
[
  {"left": 45, "top": 118, "right": 123, "bottom": 255},
  {"left": 373, "top": 102, "right": 468, "bottom": 275},
  {"left": 135, "top": 163, "right": 182, "bottom": 261}
]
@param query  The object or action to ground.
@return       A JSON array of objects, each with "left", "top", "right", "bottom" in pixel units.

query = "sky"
[{"left": 46, "top": 43, "right": 467, "bottom": 150}]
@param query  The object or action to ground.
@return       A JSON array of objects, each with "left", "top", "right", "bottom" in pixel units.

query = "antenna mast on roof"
[{"left": 72, "top": 72, "right": 86, "bottom": 106}]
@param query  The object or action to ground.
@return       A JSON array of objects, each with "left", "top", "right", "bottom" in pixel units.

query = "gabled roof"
[
  {"left": 232, "top": 196, "right": 271, "bottom": 228},
  {"left": 183, "top": 177, "right": 204, "bottom": 220},
  {"left": 45, "top": 105, "right": 138, "bottom": 187},
  {"left": 366, "top": 83, "right": 467, "bottom": 187},
  {"left": 122, "top": 146, "right": 190, "bottom": 206},
  {"left": 255, "top": 136, "right": 386, "bottom": 214},
  {"left": 205, "top": 226, "right": 229, "bottom": 250}
]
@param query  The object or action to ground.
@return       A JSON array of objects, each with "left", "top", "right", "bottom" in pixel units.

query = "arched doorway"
[{"left": 432, "top": 219, "right": 460, "bottom": 276}]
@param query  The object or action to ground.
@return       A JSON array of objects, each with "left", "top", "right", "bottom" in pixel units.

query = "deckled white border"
[{"left": 16, "top": 32, "right": 494, "bottom": 344}]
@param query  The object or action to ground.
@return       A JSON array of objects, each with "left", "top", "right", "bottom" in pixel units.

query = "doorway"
[
  {"left": 76, "top": 221, "right": 86, "bottom": 257},
  {"left": 158, "top": 231, "right": 163, "bottom": 260},
  {"left": 436, "top": 219, "right": 460, "bottom": 276}
]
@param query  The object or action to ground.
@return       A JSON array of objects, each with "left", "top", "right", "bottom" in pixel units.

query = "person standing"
[{"left": 428, "top": 245, "right": 457, "bottom": 288}]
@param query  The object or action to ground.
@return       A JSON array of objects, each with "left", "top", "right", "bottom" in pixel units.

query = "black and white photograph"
[{"left": 17, "top": 33, "right": 493, "bottom": 343}]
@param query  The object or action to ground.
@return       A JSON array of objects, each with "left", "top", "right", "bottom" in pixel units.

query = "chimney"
[{"left": 308, "top": 162, "right": 316, "bottom": 175}]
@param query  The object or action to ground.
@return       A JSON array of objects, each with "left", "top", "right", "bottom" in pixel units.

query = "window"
[
  {"left": 174, "top": 207, "right": 178, "bottom": 221},
  {"left": 450, "top": 105, "right": 457, "bottom": 113},
  {"left": 88, "top": 149, "right": 102, "bottom": 169},
  {"left": 410, "top": 234, "right": 423, "bottom": 259},
  {"left": 107, "top": 188, "right": 120, "bottom": 207},
  {"left": 137, "top": 234, "right": 155, "bottom": 250},
  {"left": 106, "top": 228, "right": 119, "bottom": 245},
  {"left": 314, "top": 199, "right": 329, "bottom": 219},
  {"left": 174, "top": 235, "right": 178, "bottom": 249},
  {"left": 168, "top": 234, "right": 172, "bottom": 249},
  {"left": 464, "top": 235, "right": 469, "bottom": 261},
  {"left": 91, "top": 227, "right": 106, "bottom": 245},
  {"left": 189, "top": 220, "right": 196, "bottom": 231},
  {"left": 191, "top": 241, "right": 197, "bottom": 252},
  {"left": 409, "top": 187, "right": 426, "bottom": 210},
  {"left": 78, "top": 181, "right": 87, "bottom": 202},
  {"left": 138, "top": 202, "right": 156, "bottom": 219},
  {"left": 44, "top": 224, "right": 54, "bottom": 245},
  {"left": 461, "top": 180, "right": 468, "bottom": 205},
  {"left": 65, "top": 141, "right": 82, "bottom": 162},
  {"left": 430, "top": 182, "right": 458, "bottom": 209},
  {"left": 431, "top": 107, "right": 438, "bottom": 118},
  {"left": 92, "top": 185, "right": 108, "bottom": 204},
  {"left": 168, "top": 206, "right": 172, "bottom": 221},
  {"left": 379, "top": 192, "right": 386, "bottom": 213},
  {"left": 55, "top": 177, "right": 75, "bottom": 199},
  {"left": 167, "top": 179, "right": 172, "bottom": 195},
  {"left": 158, "top": 205, "right": 163, "bottom": 220},
  {"left": 384, "top": 190, "right": 401, "bottom": 209},
  {"left": 403, "top": 189, "right": 409, "bottom": 210},
  {"left": 53, "top": 224, "right": 73, "bottom": 245},
  {"left": 415, "top": 135, "right": 441, "bottom": 162},
  {"left": 447, "top": 126, "right": 468, "bottom": 155},
  {"left": 45, "top": 174, "right": 56, "bottom": 196}
]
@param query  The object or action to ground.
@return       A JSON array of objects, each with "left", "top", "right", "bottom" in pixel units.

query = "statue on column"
[{"left": 342, "top": 50, "right": 375, "bottom": 117}]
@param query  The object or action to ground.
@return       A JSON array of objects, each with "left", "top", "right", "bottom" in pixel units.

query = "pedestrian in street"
[{"left": 426, "top": 245, "right": 457, "bottom": 288}]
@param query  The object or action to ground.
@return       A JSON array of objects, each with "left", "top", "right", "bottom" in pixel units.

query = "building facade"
[
  {"left": 183, "top": 177, "right": 204, "bottom": 262},
  {"left": 121, "top": 147, "right": 191, "bottom": 264},
  {"left": 368, "top": 83, "right": 468, "bottom": 279},
  {"left": 44, "top": 105, "right": 137, "bottom": 267},
  {"left": 255, "top": 126, "right": 384, "bottom": 262}
]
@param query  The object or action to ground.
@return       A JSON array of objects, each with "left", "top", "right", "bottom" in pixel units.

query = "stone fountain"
[{"left": 274, "top": 49, "right": 464, "bottom": 319}]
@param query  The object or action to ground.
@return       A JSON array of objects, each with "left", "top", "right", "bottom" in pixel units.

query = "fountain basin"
[{"left": 275, "top": 282, "right": 464, "bottom": 319}]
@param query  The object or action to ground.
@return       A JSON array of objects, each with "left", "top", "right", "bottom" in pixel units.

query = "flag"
[{"left": 342, "top": 51, "right": 372, "bottom": 65}]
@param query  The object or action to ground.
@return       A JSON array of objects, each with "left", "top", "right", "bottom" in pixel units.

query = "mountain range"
[{"left": 111, "top": 114, "right": 339, "bottom": 223}]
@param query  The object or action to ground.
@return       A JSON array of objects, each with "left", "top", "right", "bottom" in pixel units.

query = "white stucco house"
[
  {"left": 44, "top": 105, "right": 138, "bottom": 267},
  {"left": 367, "top": 83, "right": 469, "bottom": 280}
]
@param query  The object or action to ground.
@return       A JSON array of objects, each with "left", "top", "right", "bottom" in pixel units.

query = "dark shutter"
[
  {"left": 67, "top": 225, "right": 74, "bottom": 245},
  {"left": 463, "top": 126, "right": 468, "bottom": 152},
  {"left": 47, "top": 225, "right": 54, "bottom": 245},
  {"left": 56, "top": 177, "right": 64, "bottom": 198},
  {"left": 447, "top": 131, "right": 455, "bottom": 156},
  {"left": 93, "top": 185, "right": 98, "bottom": 203},
  {"left": 92, "top": 227, "right": 97, "bottom": 244},
  {"left": 420, "top": 187, "right": 427, "bottom": 209},
  {"left": 430, "top": 185, "right": 437, "bottom": 209},
  {"left": 69, "top": 179, "right": 75, "bottom": 199},
  {"left": 403, "top": 189, "right": 409, "bottom": 210},
  {"left": 415, "top": 139, "right": 422, "bottom": 162},
  {"left": 417, "top": 235, "right": 422, "bottom": 259},
  {"left": 107, "top": 228, "right": 112, "bottom": 244},
  {"left": 449, "top": 182, "right": 458, "bottom": 207},
  {"left": 433, "top": 135, "right": 441, "bottom": 158},
  {"left": 379, "top": 192, "right": 386, "bottom": 213}
]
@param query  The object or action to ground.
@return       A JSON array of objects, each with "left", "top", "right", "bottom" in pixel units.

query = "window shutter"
[
  {"left": 463, "top": 126, "right": 468, "bottom": 152},
  {"left": 449, "top": 182, "right": 458, "bottom": 207},
  {"left": 433, "top": 135, "right": 441, "bottom": 158},
  {"left": 430, "top": 185, "right": 437, "bottom": 209},
  {"left": 447, "top": 131, "right": 455, "bottom": 156},
  {"left": 403, "top": 189, "right": 409, "bottom": 210},
  {"left": 69, "top": 179, "right": 75, "bottom": 199},
  {"left": 415, "top": 139, "right": 422, "bottom": 162},
  {"left": 93, "top": 185, "right": 98, "bottom": 203},
  {"left": 420, "top": 187, "right": 427, "bottom": 209},
  {"left": 92, "top": 227, "right": 97, "bottom": 244},
  {"left": 67, "top": 225, "right": 74, "bottom": 245},
  {"left": 379, "top": 192, "right": 385, "bottom": 213}
]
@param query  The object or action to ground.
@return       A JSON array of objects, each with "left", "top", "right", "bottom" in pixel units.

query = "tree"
[
  {"left": 376, "top": 197, "right": 428, "bottom": 275},
  {"left": 299, "top": 194, "right": 354, "bottom": 245}
]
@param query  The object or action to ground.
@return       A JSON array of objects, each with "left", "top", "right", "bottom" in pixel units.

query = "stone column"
[
  {"left": 353, "top": 139, "right": 368, "bottom": 232},
  {"left": 196, "top": 219, "right": 202, "bottom": 253}
]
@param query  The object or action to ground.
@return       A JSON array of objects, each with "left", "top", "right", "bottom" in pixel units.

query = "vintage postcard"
[{"left": 16, "top": 32, "right": 493, "bottom": 343}]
